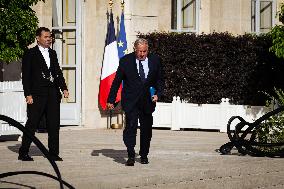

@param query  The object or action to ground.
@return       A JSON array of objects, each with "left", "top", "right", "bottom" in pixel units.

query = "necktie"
[{"left": 139, "top": 60, "right": 146, "bottom": 83}]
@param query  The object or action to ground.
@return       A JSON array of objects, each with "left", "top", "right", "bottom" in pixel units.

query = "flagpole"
[
  {"left": 100, "top": 0, "right": 123, "bottom": 129},
  {"left": 121, "top": 0, "right": 125, "bottom": 11},
  {"left": 108, "top": 0, "right": 114, "bottom": 130},
  {"left": 109, "top": 108, "right": 112, "bottom": 130},
  {"left": 109, "top": 0, "right": 113, "bottom": 11},
  {"left": 120, "top": 0, "right": 125, "bottom": 129}
]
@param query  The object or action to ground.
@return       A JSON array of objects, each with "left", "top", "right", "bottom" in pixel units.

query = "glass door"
[{"left": 52, "top": 0, "right": 81, "bottom": 125}]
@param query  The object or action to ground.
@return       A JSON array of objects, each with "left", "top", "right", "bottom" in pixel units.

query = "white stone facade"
[{"left": 30, "top": 0, "right": 284, "bottom": 128}]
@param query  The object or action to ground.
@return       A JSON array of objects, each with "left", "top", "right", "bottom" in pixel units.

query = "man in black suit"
[
  {"left": 107, "top": 38, "right": 164, "bottom": 166},
  {"left": 18, "top": 27, "right": 69, "bottom": 161}
]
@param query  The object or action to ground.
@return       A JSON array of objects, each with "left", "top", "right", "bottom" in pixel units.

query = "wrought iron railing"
[
  {"left": 0, "top": 115, "right": 75, "bottom": 189},
  {"left": 219, "top": 107, "right": 284, "bottom": 157}
]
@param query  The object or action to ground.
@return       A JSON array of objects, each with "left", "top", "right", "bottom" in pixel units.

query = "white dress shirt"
[
  {"left": 136, "top": 57, "right": 149, "bottom": 78},
  {"left": 38, "top": 45, "right": 50, "bottom": 68}
]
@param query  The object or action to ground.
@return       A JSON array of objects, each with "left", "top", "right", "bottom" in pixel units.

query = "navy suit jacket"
[
  {"left": 22, "top": 45, "right": 67, "bottom": 97},
  {"left": 108, "top": 52, "right": 164, "bottom": 113}
]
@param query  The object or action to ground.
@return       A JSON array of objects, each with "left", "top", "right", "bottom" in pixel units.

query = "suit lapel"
[
  {"left": 131, "top": 53, "right": 141, "bottom": 80},
  {"left": 146, "top": 55, "right": 154, "bottom": 81},
  {"left": 48, "top": 49, "right": 54, "bottom": 71}
]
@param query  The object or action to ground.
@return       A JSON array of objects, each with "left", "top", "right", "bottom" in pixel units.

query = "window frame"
[
  {"left": 251, "top": 0, "right": 276, "bottom": 34},
  {"left": 171, "top": 0, "right": 200, "bottom": 33}
]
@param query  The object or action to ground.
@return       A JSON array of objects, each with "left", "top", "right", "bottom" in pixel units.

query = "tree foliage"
[
  {"left": 269, "top": 3, "right": 284, "bottom": 59},
  {"left": 0, "top": 0, "right": 44, "bottom": 63}
]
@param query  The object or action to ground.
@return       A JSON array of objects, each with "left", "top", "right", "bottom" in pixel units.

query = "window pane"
[
  {"left": 63, "top": 0, "right": 76, "bottom": 26},
  {"left": 52, "top": 30, "right": 76, "bottom": 66},
  {"left": 182, "top": 0, "right": 196, "bottom": 29},
  {"left": 52, "top": 0, "right": 62, "bottom": 27},
  {"left": 52, "top": 30, "right": 76, "bottom": 104},
  {"left": 62, "top": 31, "right": 76, "bottom": 66},
  {"left": 260, "top": 1, "right": 272, "bottom": 32},
  {"left": 52, "top": 1, "right": 77, "bottom": 105},
  {"left": 62, "top": 68, "right": 76, "bottom": 103},
  {"left": 171, "top": 0, "right": 177, "bottom": 29},
  {"left": 251, "top": 0, "right": 256, "bottom": 32}
]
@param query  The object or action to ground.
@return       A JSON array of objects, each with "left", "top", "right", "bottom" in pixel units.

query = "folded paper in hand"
[{"left": 150, "top": 87, "right": 156, "bottom": 100}]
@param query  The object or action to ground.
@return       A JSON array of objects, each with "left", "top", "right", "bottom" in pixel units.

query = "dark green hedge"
[{"left": 138, "top": 32, "right": 284, "bottom": 105}]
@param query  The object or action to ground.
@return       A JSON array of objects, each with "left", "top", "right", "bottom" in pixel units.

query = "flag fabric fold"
[
  {"left": 117, "top": 12, "right": 128, "bottom": 59},
  {"left": 99, "top": 12, "right": 121, "bottom": 110}
]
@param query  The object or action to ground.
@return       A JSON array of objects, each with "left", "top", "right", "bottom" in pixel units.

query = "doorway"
[{"left": 52, "top": 0, "right": 82, "bottom": 125}]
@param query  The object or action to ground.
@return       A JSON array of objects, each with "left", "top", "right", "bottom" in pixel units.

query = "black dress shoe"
[
  {"left": 140, "top": 157, "right": 149, "bottom": 164},
  {"left": 125, "top": 158, "right": 135, "bottom": 166},
  {"left": 18, "top": 154, "right": 34, "bottom": 161},
  {"left": 50, "top": 155, "right": 63, "bottom": 161}
]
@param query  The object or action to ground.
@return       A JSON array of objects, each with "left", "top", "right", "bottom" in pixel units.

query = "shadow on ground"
[
  {"left": 91, "top": 149, "right": 130, "bottom": 164},
  {"left": 0, "top": 134, "right": 20, "bottom": 142},
  {"left": 7, "top": 144, "right": 44, "bottom": 156}
]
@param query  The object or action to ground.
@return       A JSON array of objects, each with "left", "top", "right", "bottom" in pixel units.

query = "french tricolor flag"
[{"left": 99, "top": 12, "right": 121, "bottom": 110}]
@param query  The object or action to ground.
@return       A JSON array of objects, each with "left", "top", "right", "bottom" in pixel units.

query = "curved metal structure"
[
  {"left": 219, "top": 107, "right": 284, "bottom": 157},
  {"left": 0, "top": 114, "right": 75, "bottom": 189}
]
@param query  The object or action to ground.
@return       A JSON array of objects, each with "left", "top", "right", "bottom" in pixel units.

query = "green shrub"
[
  {"left": 256, "top": 3, "right": 284, "bottom": 150},
  {"left": 256, "top": 88, "right": 284, "bottom": 149},
  {"left": 139, "top": 32, "right": 284, "bottom": 105}
]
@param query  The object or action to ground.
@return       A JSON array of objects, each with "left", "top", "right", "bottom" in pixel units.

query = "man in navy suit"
[
  {"left": 18, "top": 27, "right": 69, "bottom": 161},
  {"left": 107, "top": 38, "right": 164, "bottom": 166}
]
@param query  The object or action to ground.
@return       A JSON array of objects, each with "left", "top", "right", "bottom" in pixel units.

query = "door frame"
[{"left": 52, "top": 0, "right": 82, "bottom": 125}]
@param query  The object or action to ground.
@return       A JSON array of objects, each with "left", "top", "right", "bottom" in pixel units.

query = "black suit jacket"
[
  {"left": 108, "top": 52, "right": 164, "bottom": 113},
  {"left": 22, "top": 45, "right": 67, "bottom": 97}
]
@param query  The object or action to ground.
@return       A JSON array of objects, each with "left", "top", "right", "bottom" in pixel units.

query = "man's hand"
[
  {"left": 63, "top": 90, "right": 69, "bottom": 98},
  {"left": 152, "top": 95, "right": 158, "bottom": 102},
  {"left": 107, "top": 103, "right": 114, "bottom": 110},
  {"left": 26, "top": 95, "right": 33, "bottom": 104}
]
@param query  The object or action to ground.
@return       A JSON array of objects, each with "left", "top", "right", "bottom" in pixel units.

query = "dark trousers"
[
  {"left": 19, "top": 86, "right": 61, "bottom": 156},
  {"left": 123, "top": 106, "right": 153, "bottom": 158}
]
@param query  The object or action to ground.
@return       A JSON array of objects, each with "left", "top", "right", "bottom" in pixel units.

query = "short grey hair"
[{"left": 134, "top": 38, "right": 148, "bottom": 49}]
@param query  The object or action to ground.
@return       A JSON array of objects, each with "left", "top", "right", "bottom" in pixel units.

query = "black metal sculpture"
[
  {"left": 219, "top": 107, "right": 284, "bottom": 157},
  {"left": 0, "top": 114, "right": 75, "bottom": 189}
]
